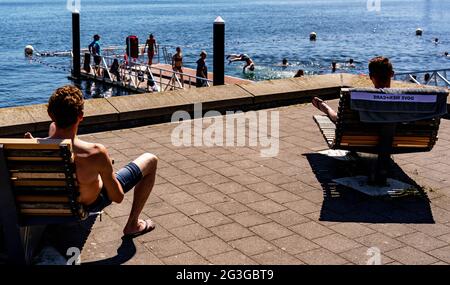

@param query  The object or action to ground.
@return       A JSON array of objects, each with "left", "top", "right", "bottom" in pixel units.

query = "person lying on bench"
[
  {"left": 312, "top": 56, "right": 394, "bottom": 122},
  {"left": 26, "top": 85, "right": 158, "bottom": 238}
]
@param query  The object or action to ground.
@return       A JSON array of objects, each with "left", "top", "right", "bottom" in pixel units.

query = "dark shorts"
[
  {"left": 86, "top": 162, "right": 143, "bottom": 212},
  {"left": 94, "top": 55, "right": 102, "bottom": 66}
]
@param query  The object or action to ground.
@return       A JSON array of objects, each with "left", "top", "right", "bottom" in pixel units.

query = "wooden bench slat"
[
  {"left": 12, "top": 179, "right": 68, "bottom": 187},
  {"left": 12, "top": 173, "right": 67, "bottom": 179},
  {"left": 20, "top": 209, "right": 73, "bottom": 215},
  {"left": 16, "top": 196, "right": 70, "bottom": 203}
]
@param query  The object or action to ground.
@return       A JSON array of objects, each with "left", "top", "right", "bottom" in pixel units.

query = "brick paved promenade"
[{"left": 75, "top": 100, "right": 450, "bottom": 265}]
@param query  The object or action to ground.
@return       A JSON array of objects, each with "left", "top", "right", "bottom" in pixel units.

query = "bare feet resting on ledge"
[{"left": 312, "top": 97, "right": 338, "bottom": 122}]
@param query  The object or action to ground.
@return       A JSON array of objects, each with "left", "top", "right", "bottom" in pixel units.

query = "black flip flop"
[{"left": 123, "top": 220, "right": 155, "bottom": 239}]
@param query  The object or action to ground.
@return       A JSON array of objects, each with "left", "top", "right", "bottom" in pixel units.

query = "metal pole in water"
[
  {"left": 72, "top": 11, "right": 81, "bottom": 80},
  {"left": 213, "top": 16, "right": 225, "bottom": 86}
]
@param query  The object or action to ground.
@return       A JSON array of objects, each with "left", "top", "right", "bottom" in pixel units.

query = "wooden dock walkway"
[{"left": 78, "top": 61, "right": 252, "bottom": 94}]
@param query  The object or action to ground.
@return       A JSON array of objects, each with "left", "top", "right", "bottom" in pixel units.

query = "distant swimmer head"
[
  {"left": 24, "top": 45, "right": 34, "bottom": 57},
  {"left": 93, "top": 34, "right": 100, "bottom": 40},
  {"left": 282, "top": 58, "right": 288, "bottom": 66},
  {"left": 332, "top": 61, "right": 337, "bottom": 72},
  {"left": 415, "top": 28, "right": 423, "bottom": 36},
  {"left": 445, "top": 52, "right": 449, "bottom": 57},
  {"left": 349, "top": 58, "right": 354, "bottom": 64},
  {"left": 434, "top": 38, "right": 439, "bottom": 44},
  {"left": 309, "top": 32, "right": 317, "bottom": 41},
  {"left": 294, "top": 69, "right": 304, "bottom": 78}
]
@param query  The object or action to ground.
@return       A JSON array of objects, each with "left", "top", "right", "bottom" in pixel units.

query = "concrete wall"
[{"left": 0, "top": 74, "right": 440, "bottom": 137}]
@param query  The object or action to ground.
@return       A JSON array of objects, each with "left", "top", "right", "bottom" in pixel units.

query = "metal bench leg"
[
  {"left": 0, "top": 145, "right": 26, "bottom": 264},
  {"left": 371, "top": 124, "right": 396, "bottom": 186}
]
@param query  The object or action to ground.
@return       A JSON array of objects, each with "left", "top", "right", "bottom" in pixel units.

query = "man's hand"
[{"left": 24, "top": 132, "right": 34, "bottom": 139}]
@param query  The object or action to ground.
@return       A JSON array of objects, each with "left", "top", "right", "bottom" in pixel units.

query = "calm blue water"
[{"left": 0, "top": 0, "right": 449, "bottom": 108}]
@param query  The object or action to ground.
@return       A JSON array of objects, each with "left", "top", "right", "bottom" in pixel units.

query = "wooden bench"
[
  {"left": 314, "top": 88, "right": 448, "bottom": 185},
  {"left": 0, "top": 139, "right": 87, "bottom": 264}
]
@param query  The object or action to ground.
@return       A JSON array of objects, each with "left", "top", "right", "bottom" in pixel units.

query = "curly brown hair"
[
  {"left": 47, "top": 85, "right": 84, "bottom": 129},
  {"left": 368, "top": 56, "right": 394, "bottom": 84}
]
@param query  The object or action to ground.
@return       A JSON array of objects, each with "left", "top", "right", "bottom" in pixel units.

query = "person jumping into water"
[
  {"left": 312, "top": 56, "right": 394, "bottom": 123},
  {"left": 227, "top": 53, "right": 255, "bottom": 73}
]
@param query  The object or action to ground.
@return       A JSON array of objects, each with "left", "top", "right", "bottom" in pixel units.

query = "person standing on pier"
[
  {"left": 88, "top": 34, "right": 102, "bottom": 76},
  {"left": 196, "top": 51, "right": 208, "bottom": 88},
  {"left": 172, "top": 47, "right": 184, "bottom": 87},
  {"left": 144, "top": 34, "right": 157, "bottom": 65}
]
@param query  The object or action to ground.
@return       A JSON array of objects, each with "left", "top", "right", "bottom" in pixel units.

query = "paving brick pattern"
[{"left": 77, "top": 101, "right": 450, "bottom": 265}]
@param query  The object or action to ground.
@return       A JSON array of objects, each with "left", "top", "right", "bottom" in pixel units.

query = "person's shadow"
[
  {"left": 43, "top": 216, "right": 137, "bottom": 265},
  {"left": 304, "top": 152, "right": 434, "bottom": 224}
]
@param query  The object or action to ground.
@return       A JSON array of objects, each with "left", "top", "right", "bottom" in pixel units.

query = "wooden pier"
[{"left": 76, "top": 53, "right": 252, "bottom": 94}]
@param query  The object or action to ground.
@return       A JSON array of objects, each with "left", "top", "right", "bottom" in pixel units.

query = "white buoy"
[
  {"left": 415, "top": 28, "right": 423, "bottom": 36},
  {"left": 310, "top": 32, "right": 317, "bottom": 41},
  {"left": 24, "top": 45, "right": 34, "bottom": 56}
]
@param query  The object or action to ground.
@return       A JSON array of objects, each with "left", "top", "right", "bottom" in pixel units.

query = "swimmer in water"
[
  {"left": 227, "top": 53, "right": 255, "bottom": 73},
  {"left": 434, "top": 38, "right": 439, "bottom": 45},
  {"left": 282, "top": 58, "right": 289, "bottom": 67},
  {"left": 444, "top": 52, "right": 449, "bottom": 57},
  {"left": 332, "top": 61, "right": 338, "bottom": 73},
  {"left": 294, "top": 69, "right": 305, "bottom": 78},
  {"left": 347, "top": 58, "right": 356, "bottom": 68}
]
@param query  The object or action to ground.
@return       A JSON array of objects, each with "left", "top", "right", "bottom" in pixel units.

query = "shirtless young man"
[
  {"left": 29, "top": 85, "right": 158, "bottom": 238},
  {"left": 312, "top": 56, "right": 395, "bottom": 122}
]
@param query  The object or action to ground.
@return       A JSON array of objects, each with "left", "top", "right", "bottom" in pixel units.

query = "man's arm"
[{"left": 96, "top": 144, "right": 124, "bottom": 203}]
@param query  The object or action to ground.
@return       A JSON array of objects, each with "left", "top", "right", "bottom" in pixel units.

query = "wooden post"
[
  {"left": 72, "top": 11, "right": 81, "bottom": 80},
  {"left": 213, "top": 16, "right": 225, "bottom": 86}
]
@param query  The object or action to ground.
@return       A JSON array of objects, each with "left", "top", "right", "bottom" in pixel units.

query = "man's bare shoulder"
[{"left": 74, "top": 139, "right": 110, "bottom": 165}]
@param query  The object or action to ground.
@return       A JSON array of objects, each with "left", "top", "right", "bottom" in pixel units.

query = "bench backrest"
[
  {"left": 332, "top": 88, "right": 448, "bottom": 154},
  {"left": 0, "top": 139, "right": 86, "bottom": 225}
]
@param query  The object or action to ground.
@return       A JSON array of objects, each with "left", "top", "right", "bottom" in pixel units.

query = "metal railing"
[
  {"left": 79, "top": 52, "right": 212, "bottom": 93},
  {"left": 394, "top": 68, "right": 450, "bottom": 88},
  {"left": 81, "top": 43, "right": 173, "bottom": 65}
]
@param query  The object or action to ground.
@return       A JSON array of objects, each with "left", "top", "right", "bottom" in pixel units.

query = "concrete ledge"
[
  {"left": 0, "top": 106, "right": 36, "bottom": 136},
  {"left": 0, "top": 73, "right": 447, "bottom": 137},
  {"left": 239, "top": 74, "right": 342, "bottom": 104}
]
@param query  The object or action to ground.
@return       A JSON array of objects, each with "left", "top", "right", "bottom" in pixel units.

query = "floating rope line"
[{"left": 29, "top": 56, "right": 71, "bottom": 72}]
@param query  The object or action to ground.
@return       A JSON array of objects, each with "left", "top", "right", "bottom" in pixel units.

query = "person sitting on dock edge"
[
  {"left": 144, "top": 34, "right": 157, "bottom": 66},
  {"left": 26, "top": 85, "right": 159, "bottom": 238},
  {"left": 196, "top": 51, "right": 208, "bottom": 88},
  {"left": 312, "top": 56, "right": 394, "bottom": 123},
  {"left": 227, "top": 53, "right": 255, "bottom": 73}
]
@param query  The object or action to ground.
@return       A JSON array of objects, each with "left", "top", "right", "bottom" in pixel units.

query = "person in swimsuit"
[
  {"left": 25, "top": 86, "right": 159, "bottom": 238},
  {"left": 171, "top": 47, "right": 184, "bottom": 87},
  {"left": 227, "top": 53, "right": 255, "bottom": 73},
  {"left": 143, "top": 34, "right": 157, "bottom": 65}
]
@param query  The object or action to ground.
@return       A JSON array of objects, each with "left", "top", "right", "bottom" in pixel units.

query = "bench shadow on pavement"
[
  {"left": 304, "top": 153, "right": 434, "bottom": 224},
  {"left": 44, "top": 216, "right": 136, "bottom": 265}
]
